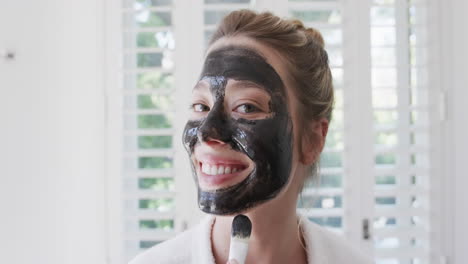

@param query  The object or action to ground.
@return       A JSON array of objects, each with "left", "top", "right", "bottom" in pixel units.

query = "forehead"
[
  {"left": 200, "top": 45, "right": 285, "bottom": 95},
  {"left": 206, "top": 36, "right": 291, "bottom": 84}
]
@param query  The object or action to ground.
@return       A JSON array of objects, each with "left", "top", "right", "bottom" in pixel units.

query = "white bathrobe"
[{"left": 129, "top": 214, "right": 373, "bottom": 264}]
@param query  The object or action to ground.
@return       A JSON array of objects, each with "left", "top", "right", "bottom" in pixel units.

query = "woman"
[{"left": 130, "top": 10, "right": 372, "bottom": 264}]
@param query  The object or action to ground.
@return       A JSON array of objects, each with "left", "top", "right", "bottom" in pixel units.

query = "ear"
[{"left": 300, "top": 118, "right": 329, "bottom": 165}]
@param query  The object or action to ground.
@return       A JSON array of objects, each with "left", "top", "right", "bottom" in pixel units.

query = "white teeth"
[
  {"left": 218, "top": 165, "right": 224, "bottom": 174},
  {"left": 210, "top": 165, "right": 218, "bottom": 175},
  {"left": 202, "top": 163, "right": 209, "bottom": 174},
  {"left": 200, "top": 163, "right": 242, "bottom": 176}
]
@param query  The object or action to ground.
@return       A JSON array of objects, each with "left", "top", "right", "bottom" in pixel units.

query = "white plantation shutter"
[
  {"left": 114, "top": 0, "right": 437, "bottom": 263},
  {"left": 370, "top": 0, "right": 431, "bottom": 263},
  {"left": 121, "top": 0, "right": 178, "bottom": 260},
  {"left": 287, "top": 1, "right": 433, "bottom": 263}
]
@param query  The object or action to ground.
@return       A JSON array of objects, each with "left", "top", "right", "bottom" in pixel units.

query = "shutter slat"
[
  {"left": 203, "top": 3, "right": 252, "bottom": 10},
  {"left": 123, "top": 26, "right": 172, "bottom": 32},
  {"left": 124, "top": 129, "right": 175, "bottom": 136},
  {"left": 298, "top": 208, "right": 343, "bottom": 217}
]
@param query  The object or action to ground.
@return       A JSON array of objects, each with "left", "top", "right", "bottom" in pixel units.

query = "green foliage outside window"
[
  {"left": 138, "top": 114, "right": 172, "bottom": 129},
  {"left": 139, "top": 178, "right": 174, "bottom": 191},
  {"left": 137, "top": 94, "right": 174, "bottom": 110},
  {"left": 320, "top": 152, "right": 342, "bottom": 168},
  {"left": 139, "top": 240, "right": 161, "bottom": 249},
  {"left": 290, "top": 10, "right": 341, "bottom": 24},
  {"left": 374, "top": 110, "right": 398, "bottom": 125},
  {"left": 138, "top": 136, "right": 172, "bottom": 149},
  {"left": 138, "top": 157, "right": 173, "bottom": 169},
  {"left": 309, "top": 217, "right": 342, "bottom": 228},
  {"left": 320, "top": 174, "right": 342, "bottom": 188},
  {"left": 137, "top": 53, "right": 163, "bottom": 67},
  {"left": 139, "top": 198, "right": 174, "bottom": 211},
  {"left": 139, "top": 219, "right": 174, "bottom": 230},
  {"left": 375, "top": 197, "right": 396, "bottom": 205},
  {"left": 135, "top": 0, "right": 172, "bottom": 8},
  {"left": 376, "top": 132, "right": 397, "bottom": 146},
  {"left": 376, "top": 175, "right": 396, "bottom": 185},
  {"left": 298, "top": 195, "right": 342, "bottom": 209},
  {"left": 375, "top": 153, "right": 396, "bottom": 165}
]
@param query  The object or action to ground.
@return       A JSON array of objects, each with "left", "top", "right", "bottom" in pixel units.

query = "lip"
[{"left": 194, "top": 152, "right": 253, "bottom": 190}]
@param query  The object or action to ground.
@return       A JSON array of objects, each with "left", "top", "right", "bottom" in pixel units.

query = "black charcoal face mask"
[{"left": 182, "top": 46, "right": 294, "bottom": 215}]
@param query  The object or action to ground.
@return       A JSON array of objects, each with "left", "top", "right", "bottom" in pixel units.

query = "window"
[
  {"left": 370, "top": 0, "right": 431, "bottom": 262},
  {"left": 112, "top": 0, "right": 435, "bottom": 262},
  {"left": 121, "top": 0, "right": 177, "bottom": 259}
]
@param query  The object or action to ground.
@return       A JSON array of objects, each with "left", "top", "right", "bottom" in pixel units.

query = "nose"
[
  {"left": 197, "top": 101, "right": 231, "bottom": 145},
  {"left": 197, "top": 127, "right": 229, "bottom": 147},
  {"left": 198, "top": 133, "right": 227, "bottom": 147}
]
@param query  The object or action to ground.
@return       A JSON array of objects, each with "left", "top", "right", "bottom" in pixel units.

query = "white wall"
[
  {"left": 439, "top": 0, "right": 468, "bottom": 263},
  {"left": 448, "top": 0, "right": 468, "bottom": 263},
  {"left": 0, "top": 1, "right": 107, "bottom": 264}
]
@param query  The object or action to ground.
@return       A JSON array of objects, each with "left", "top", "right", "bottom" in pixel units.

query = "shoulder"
[
  {"left": 301, "top": 216, "right": 373, "bottom": 264},
  {"left": 128, "top": 216, "right": 215, "bottom": 264},
  {"left": 128, "top": 228, "right": 194, "bottom": 264}
]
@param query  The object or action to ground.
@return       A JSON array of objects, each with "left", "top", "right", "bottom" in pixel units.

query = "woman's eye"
[
  {"left": 234, "top": 104, "right": 260, "bottom": 114},
  {"left": 192, "top": 103, "right": 210, "bottom": 112}
]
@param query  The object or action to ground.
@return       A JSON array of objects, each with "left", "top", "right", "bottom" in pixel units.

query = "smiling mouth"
[
  {"left": 196, "top": 160, "right": 251, "bottom": 189},
  {"left": 200, "top": 162, "right": 247, "bottom": 176}
]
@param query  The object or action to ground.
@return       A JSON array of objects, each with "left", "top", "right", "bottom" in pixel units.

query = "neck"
[{"left": 211, "top": 192, "right": 307, "bottom": 264}]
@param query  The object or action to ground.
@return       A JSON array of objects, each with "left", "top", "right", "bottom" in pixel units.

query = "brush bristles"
[{"left": 231, "top": 214, "right": 252, "bottom": 239}]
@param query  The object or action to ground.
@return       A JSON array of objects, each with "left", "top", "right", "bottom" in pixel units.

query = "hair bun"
[
  {"left": 290, "top": 19, "right": 306, "bottom": 30},
  {"left": 303, "top": 27, "right": 325, "bottom": 48},
  {"left": 289, "top": 19, "right": 325, "bottom": 48}
]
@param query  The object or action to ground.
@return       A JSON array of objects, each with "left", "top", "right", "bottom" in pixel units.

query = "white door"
[{"left": 0, "top": 1, "right": 107, "bottom": 264}]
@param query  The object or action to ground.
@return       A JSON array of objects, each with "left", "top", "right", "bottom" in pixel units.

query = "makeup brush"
[{"left": 228, "top": 214, "right": 252, "bottom": 264}]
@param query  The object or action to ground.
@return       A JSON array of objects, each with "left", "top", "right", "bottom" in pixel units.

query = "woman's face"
[{"left": 182, "top": 37, "right": 301, "bottom": 215}]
